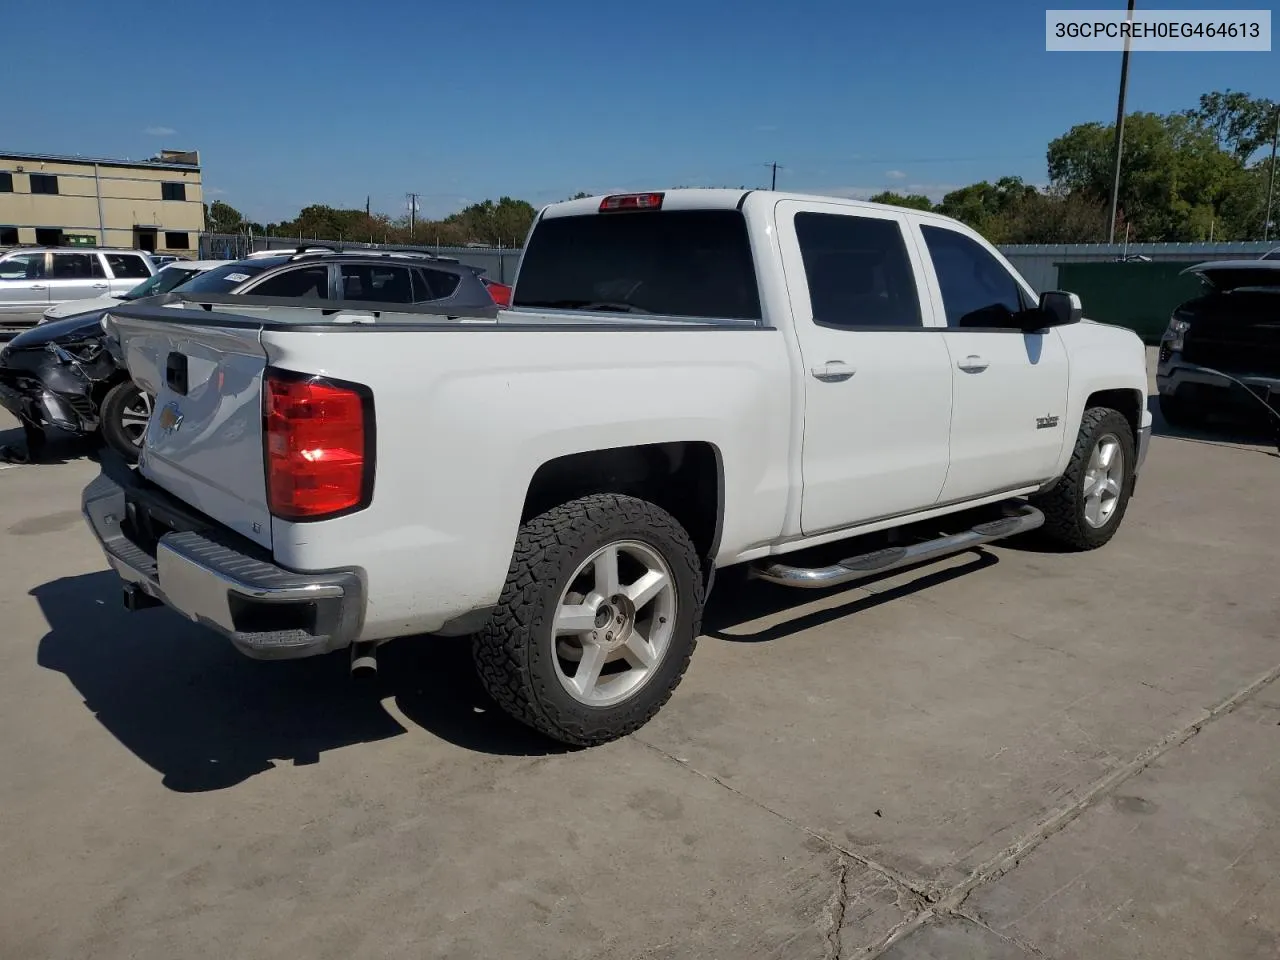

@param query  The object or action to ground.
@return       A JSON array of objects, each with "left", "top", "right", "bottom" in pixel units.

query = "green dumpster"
[{"left": 1055, "top": 261, "right": 1208, "bottom": 344}]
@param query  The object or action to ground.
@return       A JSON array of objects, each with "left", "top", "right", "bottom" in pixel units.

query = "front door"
[
  {"left": 0, "top": 252, "right": 50, "bottom": 320},
  {"left": 776, "top": 200, "right": 953, "bottom": 536},
  {"left": 134, "top": 227, "right": 158, "bottom": 253},
  {"left": 914, "top": 223, "right": 1070, "bottom": 502}
]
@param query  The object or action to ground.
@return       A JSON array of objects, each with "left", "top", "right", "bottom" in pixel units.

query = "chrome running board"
[{"left": 748, "top": 504, "right": 1045, "bottom": 589}]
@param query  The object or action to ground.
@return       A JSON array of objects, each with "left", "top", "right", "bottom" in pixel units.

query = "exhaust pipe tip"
[{"left": 350, "top": 641, "right": 378, "bottom": 679}]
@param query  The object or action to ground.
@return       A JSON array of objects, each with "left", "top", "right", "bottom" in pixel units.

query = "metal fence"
[
  {"left": 197, "top": 234, "right": 1277, "bottom": 296},
  {"left": 197, "top": 234, "right": 524, "bottom": 283},
  {"left": 1000, "top": 241, "right": 1277, "bottom": 293}
]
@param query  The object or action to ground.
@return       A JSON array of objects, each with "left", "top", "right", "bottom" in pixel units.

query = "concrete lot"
[{"left": 1, "top": 355, "right": 1278, "bottom": 959}]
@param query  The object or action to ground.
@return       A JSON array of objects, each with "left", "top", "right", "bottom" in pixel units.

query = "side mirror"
[{"left": 1036, "top": 290, "right": 1082, "bottom": 328}]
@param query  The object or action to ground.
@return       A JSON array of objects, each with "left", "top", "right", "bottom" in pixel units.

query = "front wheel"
[
  {"left": 473, "top": 493, "right": 704, "bottom": 746},
  {"left": 1032, "top": 407, "right": 1136, "bottom": 551},
  {"left": 98, "top": 381, "right": 152, "bottom": 463}
]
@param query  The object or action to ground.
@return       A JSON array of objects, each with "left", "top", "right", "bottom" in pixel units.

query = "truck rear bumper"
[{"left": 81, "top": 464, "right": 366, "bottom": 660}]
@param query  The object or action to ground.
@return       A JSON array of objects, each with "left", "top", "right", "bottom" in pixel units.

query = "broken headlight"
[{"left": 45, "top": 340, "right": 104, "bottom": 364}]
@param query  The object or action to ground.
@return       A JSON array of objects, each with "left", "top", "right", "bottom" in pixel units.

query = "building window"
[
  {"left": 0, "top": 226, "right": 18, "bottom": 245},
  {"left": 161, "top": 182, "right": 186, "bottom": 202},
  {"left": 29, "top": 174, "right": 59, "bottom": 195},
  {"left": 0, "top": 172, "right": 12, "bottom": 192},
  {"left": 35, "top": 228, "right": 63, "bottom": 246},
  {"left": 164, "top": 231, "right": 190, "bottom": 249}
]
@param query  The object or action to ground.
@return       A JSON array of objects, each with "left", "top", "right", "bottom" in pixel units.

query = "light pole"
[
  {"left": 1264, "top": 104, "right": 1279, "bottom": 242},
  {"left": 1107, "top": 0, "right": 1137, "bottom": 244}
]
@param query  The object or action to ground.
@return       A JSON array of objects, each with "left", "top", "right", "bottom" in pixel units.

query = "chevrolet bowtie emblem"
[{"left": 158, "top": 401, "right": 184, "bottom": 434}]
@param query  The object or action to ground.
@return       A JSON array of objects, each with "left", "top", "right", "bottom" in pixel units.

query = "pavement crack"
[
  {"left": 633, "top": 737, "right": 930, "bottom": 902},
  {"left": 952, "top": 909, "right": 1049, "bottom": 958},
  {"left": 823, "top": 854, "right": 850, "bottom": 960},
  {"left": 935, "top": 660, "right": 1280, "bottom": 916}
]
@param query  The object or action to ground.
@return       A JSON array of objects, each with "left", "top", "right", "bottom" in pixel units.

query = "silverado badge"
[
  {"left": 1035, "top": 414, "right": 1060, "bottom": 430},
  {"left": 158, "top": 401, "right": 184, "bottom": 435}
]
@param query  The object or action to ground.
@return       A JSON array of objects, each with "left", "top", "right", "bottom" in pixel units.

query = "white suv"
[{"left": 0, "top": 247, "right": 156, "bottom": 328}]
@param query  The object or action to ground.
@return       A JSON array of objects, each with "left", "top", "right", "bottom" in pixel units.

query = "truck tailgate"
[{"left": 105, "top": 305, "right": 273, "bottom": 549}]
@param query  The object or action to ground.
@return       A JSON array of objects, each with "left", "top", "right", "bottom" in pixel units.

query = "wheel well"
[
  {"left": 522, "top": 442, "right": 723, "bottom": 565},
  {"left": 1085, "top": 388, "right": 1144, "bottom": 442}
]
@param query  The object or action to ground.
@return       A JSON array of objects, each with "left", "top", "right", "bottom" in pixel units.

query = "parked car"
[
  {"left": 148, "top": 254, "right": 189, "bottom": 268},
  {"left": 2, "top": 251, "right": 498, "bottom": 463},
  {"left": 0, "top": 261, "right": 231, "bottom": 461},
  {"left": 1157, "top": 258, "right": 1280, "bottom": 430},
  {"left": 85, "top": 188, "right": 1151, "bottom": 747},
  {"left": 0, "top": 247, "right": 155, "bottom": 329},
  {"left": 40, "top": 259, "right": 231, "bottom": 323}
]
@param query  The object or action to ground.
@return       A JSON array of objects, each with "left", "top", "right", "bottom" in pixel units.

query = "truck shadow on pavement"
[
  {"left": 33, "top": 572, "right": 571, "bottom": 794},
  {"left": 702, "top": 550, "right": 999, "bottom": 643}
]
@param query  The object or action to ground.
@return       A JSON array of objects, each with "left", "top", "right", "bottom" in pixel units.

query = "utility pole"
[
  {"left": 1264, "top": 104, "right": 1279, "bottom": 242},
  {"left": 1107, "top": 0, "right": 1137, "bottom": 244},
  {"left": 767, "top": 161, "right": 783, "bottom": 190},
  {"left": 366, "top": 195, "right": 371, "bottom": 218},
  {"left": 406, "top": 192, "right": 420, "bottom": 239}
]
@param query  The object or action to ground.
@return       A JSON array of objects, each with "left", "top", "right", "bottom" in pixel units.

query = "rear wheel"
[
  {"left": 99, "top": 381, "right": 151, "bottom": 463},
  {"left": 1032, "top": 407, "right": 1135, "bottom": 551},
  {"left": 473, "top": 493, "right": 704, "bottom": 746}
]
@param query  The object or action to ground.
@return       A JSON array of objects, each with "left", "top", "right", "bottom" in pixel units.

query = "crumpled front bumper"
[{"left": 81, "top": 460, "right": 367, "bottom": 660}]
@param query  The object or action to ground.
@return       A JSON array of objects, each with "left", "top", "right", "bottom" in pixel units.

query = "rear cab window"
[{"left": 514, "top": 208, "right": 762, "bottom": 321}]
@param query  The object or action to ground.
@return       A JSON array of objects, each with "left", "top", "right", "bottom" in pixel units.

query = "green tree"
[
  {"left": 208, "top": 200, "right": 245, "bottom": 233},
  {"left": 867, "top": 191, "right": 934, "bottom": 211},
  {"left": 1185, "top": 90, "right": 1279, "bottom": 163},
  {"left": 1047, "top": 113, "right": 1242, "bottom": 240}
]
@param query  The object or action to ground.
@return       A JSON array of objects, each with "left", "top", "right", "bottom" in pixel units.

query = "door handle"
[
  {"left": 30, "top": 284, "right": 47, "bottom": 290},
  {"left": 92, "top": 283, "right": 109, "bottom": 289},
  {"left": 957, "top": 354, "right": 989, "bottom": 373},
  {"left": 810, "top": 361, "right": 856, "bottom": 383}
]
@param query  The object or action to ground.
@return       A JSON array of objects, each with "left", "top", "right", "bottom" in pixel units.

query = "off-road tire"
[
  {"left": 1157, "top": 392, "right": 1205, "bottom": 430},
  {"left": 99, "top": 381, "right": 147, "bottom": 463},
  {"left": 473, "top": 493, "right": 704, "bottom": 747},
  {"left": 1032, "top": 406, "right": 1136, "bottom": 552}
]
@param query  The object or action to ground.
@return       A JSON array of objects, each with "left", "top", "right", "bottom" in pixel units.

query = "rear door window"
[
  {"left": 50, "top": 252, "right": 100, "bottom": 279},
  {"left": 513, "top": 209, "right": 762, "bottom": 320},
  {"left": 338, "top": 264, "right": 412, "bottom": 304},
  {"left": 794, "top": 212, "right": 922, "bottom": 329}
]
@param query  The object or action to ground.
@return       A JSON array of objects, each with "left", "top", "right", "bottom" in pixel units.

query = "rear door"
[
  {"left": 109, "top": 307, "right": 274, "bottom": 548},
  {"left": 103, "top": 252, "right": 154, "bottom": 296},
  {"left": 48, "top": 252, "right": 111, "bottom": 308},
  {"left": 776, "top": 200, "right": 953, "bottom": 535},
  {"left": 0, "top": 252, "right": 51, "bottom": 319},
  {"left": 913, "top": 222, "right": 1069, "bottom": 501}
]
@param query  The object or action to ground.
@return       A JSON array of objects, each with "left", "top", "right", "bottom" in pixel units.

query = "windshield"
[
  {"left": 121, "top": 265, "right": 204, "bottom": 301},
  {"left": 176, "top": 259, "right": 284, "bottom": 295},
  {"left": 513, "top": 210, "right": 762, "bottom": 320}
]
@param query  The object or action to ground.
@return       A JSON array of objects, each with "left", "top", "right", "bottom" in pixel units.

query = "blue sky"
[{"left": 2, "top": 0, "right": 1274, "bottom": 222}]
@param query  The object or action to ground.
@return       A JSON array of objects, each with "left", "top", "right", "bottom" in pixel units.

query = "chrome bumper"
[{"left": 81, "top": 466, "right": 365, "bottom": 660}]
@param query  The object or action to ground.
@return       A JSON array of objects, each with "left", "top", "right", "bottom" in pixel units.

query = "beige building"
[{"left": 0, "top": 149, "right": 204, "bottom": 254}]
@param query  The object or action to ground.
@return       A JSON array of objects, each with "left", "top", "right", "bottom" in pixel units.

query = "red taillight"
[
  {"left": 485, "top": 280, "right": 512, "bottom": 308},
  {"left": 264, "top": 371, "right": 372, "bottom": 520},
  {"left": 599, "top": 192, "right": 664, "bottom": 212}
]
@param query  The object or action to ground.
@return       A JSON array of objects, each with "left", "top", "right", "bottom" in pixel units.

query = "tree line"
[
  {"left": 204, "top": 89, "right": 1276, "bottom": 248},
  {"left": 869, "top": 90, "right": 1277, "bottom": 243},
  {"left": 204, "top": 196, "right": 540, "bottom": 248}
]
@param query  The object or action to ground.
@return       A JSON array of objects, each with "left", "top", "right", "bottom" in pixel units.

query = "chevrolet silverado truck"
[{"left": 82, "top": 189, "right": 1152, "bottom": 746}]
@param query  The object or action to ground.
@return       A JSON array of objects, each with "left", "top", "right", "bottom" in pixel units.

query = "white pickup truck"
[{"left": 83, "top": 189, "right": 1151, "bottom": 746}]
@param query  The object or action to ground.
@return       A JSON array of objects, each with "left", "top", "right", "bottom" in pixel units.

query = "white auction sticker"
[
  {"left": 223, "top": 273, "right": 251, "bottom": 283},
  {"left": 1046, "top": 9, "right": 1271, "bottom": 51}
]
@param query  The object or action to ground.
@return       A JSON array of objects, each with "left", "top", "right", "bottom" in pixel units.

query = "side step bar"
[{"left": 748, "top": 504, "right": 1045, "bottom": 589}]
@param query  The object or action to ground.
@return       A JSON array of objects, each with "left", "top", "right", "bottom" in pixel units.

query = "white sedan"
[{"left": 39, "top": 260, "right": 231, "bottom": 323}]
